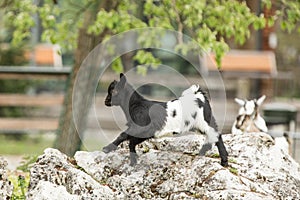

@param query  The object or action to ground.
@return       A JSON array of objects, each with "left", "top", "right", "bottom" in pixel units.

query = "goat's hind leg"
[
  {"left": 199, "top": 127, "right": 218, "bottom": 156},
  {"left": 199, "top": 134, "right": 228, "bottom": 167},
  {"left": 103, "top": 132, "right": 128, "bottom": 153},
  {"left": 199, "top": 143, "right": 213, "bottom": 156},
  {"left": 216, "top": 135, "right": 228, "bottom": 167},
  {"left": 198, "top": 127, "right": 228, "bottom": 166}
]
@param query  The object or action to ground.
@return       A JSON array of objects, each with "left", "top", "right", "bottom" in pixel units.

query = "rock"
[
  {"left": 141, "top": 133, "right": 206, "bottom": 154},
  {"left": 27, "top": 181, "right": 79, "bottom": 200},
  {"left": 27, "top": 148, "right": 115, "bottom": 199},
  {"left": 0, "top": 157, "right": 13, "bottom": 199},
  {"left": 274, "top": 136, "right": 289, "bottom": 154},
  {"left": 28, "top": 133, "right": 300, "bottom": 199}
]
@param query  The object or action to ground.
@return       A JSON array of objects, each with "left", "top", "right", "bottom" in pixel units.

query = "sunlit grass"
[
  {"left": 8, "top": 171, "right": 30, "bottom": 200},
  {"left": 0, "top": 134, "right": 55, "bottom": 155},
  {"left": 0, "top": 130, "right": 116, "bottom": 155}
]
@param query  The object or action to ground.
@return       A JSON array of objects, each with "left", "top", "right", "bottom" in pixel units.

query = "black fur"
[
  {"left": 195, "top": 97, "right": 218, "bottom": 131},
  {"left": 103, "top": 73, "right": 168, "bottom": 165},
  {"left": 191, "top": 112, "right": 197, "bottom": 119},
  {"left": 184, "top": 120, "right": 190, "bottom": 127},
  {"left": 172, "top": 109, "right": 177, "bottom": 117}
]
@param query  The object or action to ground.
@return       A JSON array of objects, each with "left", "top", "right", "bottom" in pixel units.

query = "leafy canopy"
[{"left": 2, "top": 0, "right": 300, "bottom": 71}]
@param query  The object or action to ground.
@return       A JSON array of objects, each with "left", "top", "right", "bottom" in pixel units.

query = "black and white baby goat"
[
  {"left": 103, "top": 73, "right": 228, "bottom": 167},
  {"left": 231, "top": 96, "right": 268, "bottom": 134}
]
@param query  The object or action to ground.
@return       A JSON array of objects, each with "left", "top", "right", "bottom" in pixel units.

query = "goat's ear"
[
  {"left": 256, "top": 95, "right": 266, "bottom": 106},
  {"left": 234, "top": 98, "right": 245, "bottom": 106},
  {"left": 119, "top": 73, "right": 126, "bottom": 88}
]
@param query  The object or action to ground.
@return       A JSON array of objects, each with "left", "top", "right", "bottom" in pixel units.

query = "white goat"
[
  {"left": 231, "top": 95, "right": 268, "bottom": 134},
  {"left": 231, "top": 95, "right": 292, "bottom": 154}
]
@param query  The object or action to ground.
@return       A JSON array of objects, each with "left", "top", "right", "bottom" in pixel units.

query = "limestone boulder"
[
  {"left": 0, "top": 157, "right": 13, "bottom": 199},
  {"left": 28, "top": 133, "right": 300, "bottom": 199}
]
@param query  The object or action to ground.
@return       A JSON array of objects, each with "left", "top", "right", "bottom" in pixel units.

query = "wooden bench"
[
  {"left": 0, "top": 66, "right": 70, "bottom": 133},
  {"left": 0, "top": 94, "right": 64, "bottom": 132}
]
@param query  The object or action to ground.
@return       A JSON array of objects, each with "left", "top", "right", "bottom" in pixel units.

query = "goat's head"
[
  {"left": 233, "top": 95, "right": 267, "bottom": 133},
  {"left": 234, "top": 114, "right": 250, "bottom": 132},
  {"left": 105, "top": 73, "right": 127, "bottom": 107},
  {"left": 235, "top": 95, "right": 266, "bottom": 117}
]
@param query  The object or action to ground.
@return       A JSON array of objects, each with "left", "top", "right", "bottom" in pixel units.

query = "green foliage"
[
  {"left": 3, "top": 1, "right": 37, "bottom": 45},
  {"left": 88, "top": 6, "right": 147, "bottom": 35},
  {"left": 229, "top": 166, "right": 238, "bottom": 175},
  {"left": 142, "top": 0, "right": 265, "bottom": 66},
  {"left": 17, "top": 155, "right": 39, "bottom": 172},
  {"left": 111, "top": 58, "right": 124, "bottom": 73},
  {"left": 3, "top": 0, "right": 84, "bottom": 49},
  {"left": 133, "top": 50, "right": 161, "bottom": 75},
  {"left": 3, "top": 0, "right": 300, "bottom": 70},
  {"left": 208, "top": 153, "right": 220, "bottom": 158},
  {"left": 9, "top": 173, "right": 30, "bottom": 200},
  {"left": 228, "top": 158, "right": 237, "bottom": 164},
  {"left": 261, "top": 0, "right": 300, "bottom": 33}
]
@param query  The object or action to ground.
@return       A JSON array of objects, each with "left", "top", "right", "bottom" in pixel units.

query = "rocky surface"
[
  {"left": 27, "top": 148, "right": 115, "bottom": 200},
  {"left": 0, "top": 157, "right": 13, "bottom": 199},
  {"left": 27, "top": 132, "right": 300, "bottom": 199}
]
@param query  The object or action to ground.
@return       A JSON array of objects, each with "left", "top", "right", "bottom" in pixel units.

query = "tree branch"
[
  {"left": 0, "top": 0, "right": 13, "bottom": 8},
  {"left": 171, "top": 0, "right": 183, "bottom": 44}
]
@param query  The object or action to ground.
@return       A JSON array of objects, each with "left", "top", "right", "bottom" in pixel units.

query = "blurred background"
[{"left": 0, "top": 0, "right": 299, "bottom": 169}]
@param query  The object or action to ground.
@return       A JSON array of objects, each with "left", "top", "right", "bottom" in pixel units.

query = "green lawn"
[
  {"left": 0, "top": 132, "right": 109, "bottom": 155},
  {"left": 0, "top": 134, "right": 55, "bottom": 155}
]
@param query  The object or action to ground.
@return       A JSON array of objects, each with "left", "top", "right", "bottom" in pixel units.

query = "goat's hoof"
[
  {"left": 129, "top": 158, "right": 137, "bottom": 166},
  {"left": 102, "top": 144, "right": 117, "bottom": 153},
  {"left": 129, "top": 161, "right": 137, "bottom": 166},
  {"left": 129, "top": 154, "right": 138, "bottom": 166},
  {"left": 221, "top": 160, "right": 229, "bottom": 167},
  {"left": 199, "top": 151, "right": 206, "bottom": 156}
]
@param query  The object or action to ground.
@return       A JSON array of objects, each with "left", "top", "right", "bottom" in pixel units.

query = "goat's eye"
[{"left": 112, "top": 89, "right": 118, "bottom": 95}]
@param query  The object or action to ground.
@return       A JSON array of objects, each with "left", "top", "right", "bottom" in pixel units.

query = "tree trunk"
[
  {"left": 54, "top": 32, "right": 95, "bottom": 156},
  {"left": 54, "top": 1, "right": 118, "bottom": 156}
]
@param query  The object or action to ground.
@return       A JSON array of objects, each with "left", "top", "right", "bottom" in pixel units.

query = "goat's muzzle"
[{"left": 105, "top": 99, "right": 112, "bottom": 106}]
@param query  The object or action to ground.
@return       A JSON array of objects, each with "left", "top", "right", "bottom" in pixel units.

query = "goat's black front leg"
[
  {"left": 129, "top": 137, "right": 146, "bottom": 166},
  {"left": 103, "top": 132, "right": 128, "bottom": 153},
  {"left": 215, "top": 135, "right": 228, "bottom": 167}
]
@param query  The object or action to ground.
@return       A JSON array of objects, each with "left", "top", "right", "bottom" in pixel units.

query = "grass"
[
  {"left": 0, "top": 134, "right": 55, "bottom": 155},
  {"left": 229, "top": 166, "right": 238, "bottom": 175},
  {"left": 8, "top": 172, "right": 30, "bottom": 200},
  {"left": 0, "top": 133, "right": 108, "bottom": 155}
]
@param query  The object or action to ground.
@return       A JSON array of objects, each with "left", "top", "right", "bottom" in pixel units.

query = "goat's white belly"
[
  {"left": 154, "top": 107, "right": 219, "bottom": 144},
  {"left": 154, "top": 115, "right": 182, "bottom": 138},
  {"left": 153, "top": 92, "right": 219, "bottom": 143},
  {"left": 154, "top": 106, "right": 207, "bottom": 138}
]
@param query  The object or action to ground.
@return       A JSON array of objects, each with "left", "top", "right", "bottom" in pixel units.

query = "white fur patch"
[
  {"left": 232, "top": 96, "right": 268, "bottom": 134},
  {"left": 154, "top": 85, "right": 218, "bottom": 143},
  {"left": 239, "top": 100, "right": 255, "bottom": 115},
  {"left": 254, "top": 115, "right": 268, "bottom": 132}
]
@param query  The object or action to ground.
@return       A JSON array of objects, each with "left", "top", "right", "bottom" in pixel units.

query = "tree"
[{"left": 1, "top": 0, "right": 300, "bottom": 156}]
